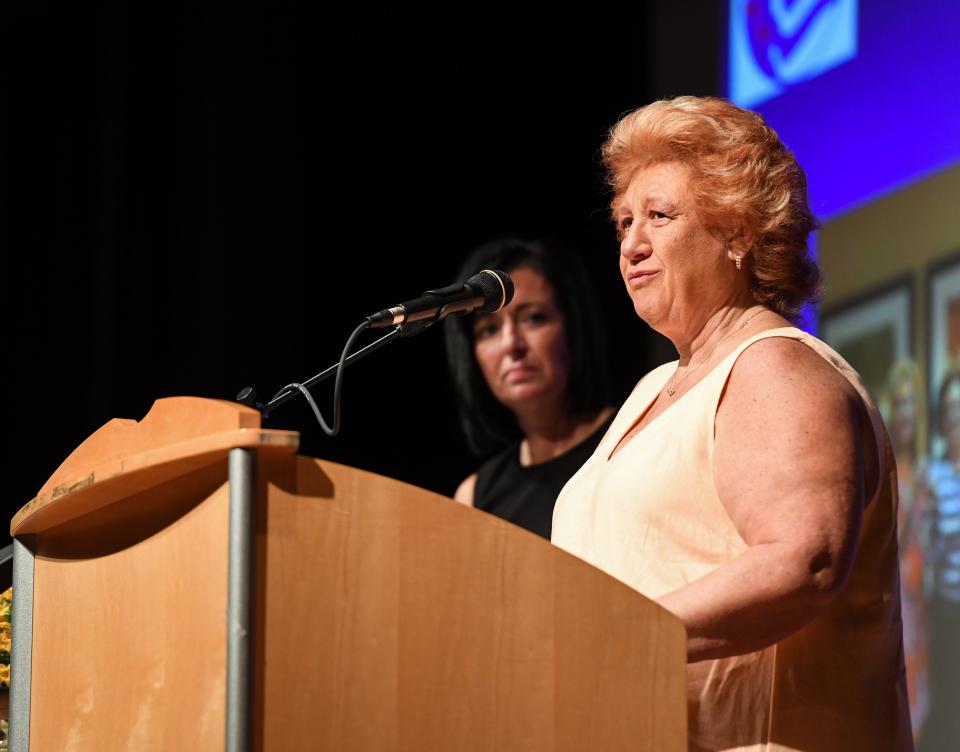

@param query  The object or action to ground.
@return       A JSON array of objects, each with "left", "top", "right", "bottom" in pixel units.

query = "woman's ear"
[{"left": 726, "top": 226, "right": 755, "bottom": 263}]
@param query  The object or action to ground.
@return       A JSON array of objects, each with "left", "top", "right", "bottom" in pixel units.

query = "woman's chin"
[
  {"left": 501, "top": 383, "right": 552, "bottom": 409},
  {"left": 630, "top": 299, "right": 665, "bottom": 329}
]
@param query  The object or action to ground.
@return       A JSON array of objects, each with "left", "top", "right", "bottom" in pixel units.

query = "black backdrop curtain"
[{"left": 7, "top": 3, "right": 719, "bottom": 537}]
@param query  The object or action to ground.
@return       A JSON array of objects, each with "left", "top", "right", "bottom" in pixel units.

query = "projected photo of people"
[
  {"left": 883, "top": 359, "right": 931, "bottom": 734},
  {"left": 823, "top": 288, "right": 930, "bottom": 736},
  {"left": 922, "top": 257, "right": 960, "bottom": 749},
  {"left": 822, "top": 253, "right": 960, "bottom": 749}
]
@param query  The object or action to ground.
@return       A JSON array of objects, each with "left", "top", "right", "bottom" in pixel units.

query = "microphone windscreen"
[{"left": 468, "top": 269, "right": 514, "bottom": 313}]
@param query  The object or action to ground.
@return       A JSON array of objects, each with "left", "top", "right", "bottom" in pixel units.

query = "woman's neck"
[
  {"left": 517, "top": 406, "right": 613, "bottom": 466},
  {"left": 671, "top": 301, "right": 768, "bottom": 365}
]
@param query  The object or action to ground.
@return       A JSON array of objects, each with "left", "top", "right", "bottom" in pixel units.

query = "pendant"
[{"left": 667, "top": 387, "right": 675, "bottom": 396}]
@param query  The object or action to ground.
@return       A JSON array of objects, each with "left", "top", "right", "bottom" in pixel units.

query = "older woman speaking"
[{"left": 552, "top": 97, "right": 912, "bottom": 751}]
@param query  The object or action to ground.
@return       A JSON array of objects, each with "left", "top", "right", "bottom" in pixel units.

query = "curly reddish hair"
[{"left": 602, "top": 96, "right": 821, "bottom": 319}]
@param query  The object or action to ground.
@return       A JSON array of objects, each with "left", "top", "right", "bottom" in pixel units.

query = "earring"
[{"left": 735, "top": 255, "right": 742, "bottom": 270}]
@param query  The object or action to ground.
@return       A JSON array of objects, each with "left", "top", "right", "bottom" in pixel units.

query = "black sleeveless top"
[{"left": 473, "top": 415, "right": 614, "bottom": 540}]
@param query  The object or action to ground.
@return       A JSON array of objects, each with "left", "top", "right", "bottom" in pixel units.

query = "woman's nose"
[
  {"left": 503, "top": 321, "right": 527, "bottom": 356},
  {"left": 620, "top": 223, "right": 652, "bottom": 262}
]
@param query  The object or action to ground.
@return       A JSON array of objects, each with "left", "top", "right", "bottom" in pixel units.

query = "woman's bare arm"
[{"left": 657, "top": 337, "right": 874, "bottom": 662}]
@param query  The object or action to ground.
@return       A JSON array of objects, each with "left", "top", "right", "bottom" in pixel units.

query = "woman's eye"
[
  {"left": 522, "top": 311, "right": 547, "bottom": 325},
  {"left": 474, "top": 323, "right": 498, "bottom": 340},
  {"left": 651, "top": 210, "right": 669, "bottom": 220}
]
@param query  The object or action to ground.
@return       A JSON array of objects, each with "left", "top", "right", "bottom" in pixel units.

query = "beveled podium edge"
[{"left": 11, "top": 428, "right": 299, "bottom": 536}]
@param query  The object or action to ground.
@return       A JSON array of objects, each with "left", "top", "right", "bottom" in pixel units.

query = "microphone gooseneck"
[{"left": 237, "top": 270, "right": 515, "bottom": 432}]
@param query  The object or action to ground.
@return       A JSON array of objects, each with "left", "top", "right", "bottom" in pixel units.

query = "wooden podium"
[{"left": 9, "top": 398, "right": 686, "bottom": 751}]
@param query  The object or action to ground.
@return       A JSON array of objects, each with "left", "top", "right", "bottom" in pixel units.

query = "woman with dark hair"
[
  {"left": 551, "top": 97, "right": 911, "bottom": 750},
  {"left": 444, "top": 238, "right": 614, "bottom": 539}
]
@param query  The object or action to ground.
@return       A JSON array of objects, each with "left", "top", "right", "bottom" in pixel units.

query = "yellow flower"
[{"left": 0, "top": 587, "right": 11, "bottom": 628}]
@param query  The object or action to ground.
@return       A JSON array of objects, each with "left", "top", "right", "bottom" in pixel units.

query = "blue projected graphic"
[
  {"left": 726, "top": 0, "right": 960, "bottom": 219},
  {"left": 730, "top": 0, "right": 858, "bottom": 108}
]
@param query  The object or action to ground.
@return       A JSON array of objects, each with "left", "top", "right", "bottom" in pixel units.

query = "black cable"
[
  {"left": 269, "top": 319, "right": 371, "bottom": 436},
  {"left": 262, "top": 325, "right": 403, "bottom": 414}
]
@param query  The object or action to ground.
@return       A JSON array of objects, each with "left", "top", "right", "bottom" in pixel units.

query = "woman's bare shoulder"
[
  {"left": 725, "top": 335, "right": 860, "bottom": 413},
  {"left": 716, "top": 334, "right": 865, "bottom": 466},
  {"left": 454, "top": 473, "right": 477, "bottom": 507}
]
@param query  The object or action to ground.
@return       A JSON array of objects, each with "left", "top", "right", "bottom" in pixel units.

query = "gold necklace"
[{"left": 665, "top": 308, "right": 766, "bottom": 397}]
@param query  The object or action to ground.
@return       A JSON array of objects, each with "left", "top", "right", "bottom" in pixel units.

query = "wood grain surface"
[
  {"left": 28, "top": 460, "right": 230, "bottom": 751},
  {"left": 256, "top": 457, "right": 686, "bottom": 752},
  {"left": 16, "top": 397, "right": 686, "bottom": 751}
]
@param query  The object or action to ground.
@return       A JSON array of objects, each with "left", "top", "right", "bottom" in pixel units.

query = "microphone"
[{"left": 366, "top": 269, "right": 514, "bottom": 329}]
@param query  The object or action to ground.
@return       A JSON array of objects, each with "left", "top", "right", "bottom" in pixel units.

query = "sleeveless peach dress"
[{"left": 552, "top": 327, "right": 913, "bottom": 751}]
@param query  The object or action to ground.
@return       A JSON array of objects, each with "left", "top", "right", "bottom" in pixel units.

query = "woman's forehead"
[
  {"left": 614, "top": 161, "right": 692, "bottom": 210},
  {"left": 505, "top": 265, "right": 552, "bottom": 292}
]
